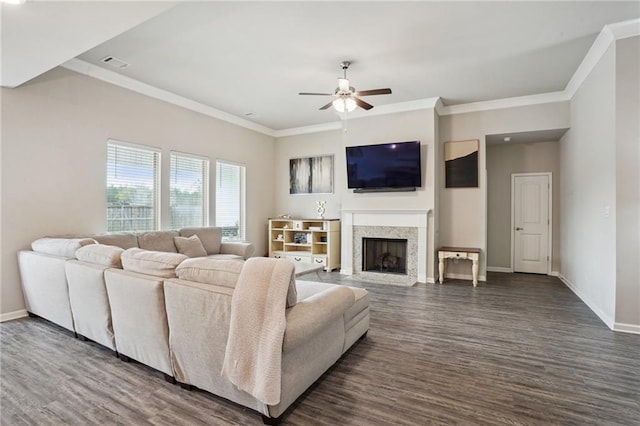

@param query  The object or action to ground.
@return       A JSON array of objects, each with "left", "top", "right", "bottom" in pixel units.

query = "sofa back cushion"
[
  {"left": 93, "top": 233, "right": 139, "bottom": 249},
  {"left": 31, "top": 237, "right": 96, "bottom": 258},
  {"left": 75, "top": 244, "right": 125, "bottom": 268},
  {"left": 176, "top": 257, "right": 243, "bottom": 288},
  {"left": 179, "top": 227, "right": 222, "bottom": 255},
  {"left": 121, "top": 248, "right": 187, "bottom": 278},
  {"left": 174, "top": 235, "right": 207, "bottom": 258},
  {"left": 137, "top": 230, "right": 179, "bottom": 253}
]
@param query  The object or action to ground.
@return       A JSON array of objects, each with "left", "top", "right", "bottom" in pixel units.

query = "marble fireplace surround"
[{"left": 341, "top": 210, "right": 429, "bottom": 285}]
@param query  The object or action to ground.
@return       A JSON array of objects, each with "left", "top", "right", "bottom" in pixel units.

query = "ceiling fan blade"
[
  {"left": 299, "top": 92, "right": 333, "bottom": 96},
  {"left": 319, "top": 101, "right": 334, "bottom": 110},
  {"left": 355, "top": 88, "right": 392, "bottom": 96},
  {"left": 354, "top": 97, "right": 374, "bottom": 110}
]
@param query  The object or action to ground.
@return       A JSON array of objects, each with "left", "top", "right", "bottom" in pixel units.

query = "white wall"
[
  {"left": 487, "top": 141, "right": 561, "bottom": 271},
  {"left": 614, "top": 36, "right": 640, "bottom": 330},
  {"left": 438, "top": 102, "right": 570, "bottom": 280},
  {"left": 0, "top": 67, "right": 276, "bottom": 317},
  {"left": 559, "top": 44, "right": 617, "bottom": 326},
  {"left": 275, "top": 109, "right": 437, "bottom": 281}
]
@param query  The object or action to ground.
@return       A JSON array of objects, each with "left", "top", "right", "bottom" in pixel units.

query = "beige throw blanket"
[{"left": 221, "top": 257, "right": 295, "bottom": 406}]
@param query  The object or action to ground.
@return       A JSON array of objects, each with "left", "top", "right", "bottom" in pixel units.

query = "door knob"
[{"left": 515, "top": 227, "right": 523, "bottom": 231}]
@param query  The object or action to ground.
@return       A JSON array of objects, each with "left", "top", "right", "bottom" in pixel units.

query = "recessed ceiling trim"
[{"left": 61, "top": 58, "right": 276, "bottom": 137}]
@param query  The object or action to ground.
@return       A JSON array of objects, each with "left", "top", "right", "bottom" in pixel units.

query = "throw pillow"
[
  {"left": 174, "top": 235, "right": 207, "bottom": 258},
  {"left": 179, "top": 227, "right": 222, "bottom": 255}
]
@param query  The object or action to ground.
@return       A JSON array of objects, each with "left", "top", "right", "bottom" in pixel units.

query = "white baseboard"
[
  {"left": 550, "top": 271, "right": 560, "bottom": 277},
  {"left": 426, "top": 277, "right": 436, "bottom": 284},
  {"left": 0, "top": 309, "right": 28, "bottom": 323},
  {"left": 613, "top": 322, "right": 640, "bottom": 334},
  {"left": 445, "top": 273, "right": 486, "bottom": 282},
  {"left": 486, "top": 266, "right": 513, "bottom": 273},
  {"left": 557, "top": 273, "right": 615, "bottom": 330}
]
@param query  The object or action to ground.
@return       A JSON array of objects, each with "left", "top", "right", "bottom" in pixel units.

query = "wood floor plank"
[{"left": 2, "top": 272, "right": 639, "bottom": 425}]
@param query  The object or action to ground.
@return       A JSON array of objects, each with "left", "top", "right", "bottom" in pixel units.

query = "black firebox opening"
[{"left": 362, "top": 237, "right": 408, "bottom": 275}]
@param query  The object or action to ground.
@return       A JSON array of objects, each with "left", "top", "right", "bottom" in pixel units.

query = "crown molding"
[
  {"left": 438, "top": 91, "right": 569, "bottom": 116},
  {"left": 61, "top": 58, "right": 276, "bottom": 137},
  {"left": 274, "top": 98, "right": 440, "bottom": 138},
  {"left": 274, "top": 121, "right": 342, "bottom": 138},
  {"left": 565, "top": 19, "right": 639, "bottom": 99},
  {"left": 607, "top": 18, "right": 640, "bottom": 40},
  {"left": 564, "top": 25, "right": 615, "bottom": 98},
  {"left": 62, "top": 19, "right": 639, "bottom": 138}
]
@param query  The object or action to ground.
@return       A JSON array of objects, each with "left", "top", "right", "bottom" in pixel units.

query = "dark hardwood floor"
[{"left": 2, "top": 272, "right": 639, "bottom": 425}]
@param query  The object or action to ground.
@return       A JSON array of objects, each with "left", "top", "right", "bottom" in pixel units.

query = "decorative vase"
[{"left": 316, "top": 200, "right": 326, "bottom": 219}]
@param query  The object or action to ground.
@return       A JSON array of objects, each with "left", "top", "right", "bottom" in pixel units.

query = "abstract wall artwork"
[
  {"left": 289, "top": 155, "right": 334, "bottom": 194},
  {"left": 444, "top": 140, "right": 479, "bottom": 188}
]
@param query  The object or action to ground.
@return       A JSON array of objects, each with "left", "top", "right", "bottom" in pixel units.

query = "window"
[
  {"left": 106, "top": 140, "right": 160, "bottom": 232},
  {"left": 215, "top": 161, "right": 246, "bottom": 241},
  {"left": 170, "top": 152, "right": 209, "bottom": 229}
]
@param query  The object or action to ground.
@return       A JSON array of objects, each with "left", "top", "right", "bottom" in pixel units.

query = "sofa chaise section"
[{"left": 164, "top": 257, "right": 369, "bottom": 424}]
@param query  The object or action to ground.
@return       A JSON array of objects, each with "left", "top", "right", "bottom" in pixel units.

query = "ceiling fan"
[{"left": 299, "top": 61, "right": 392, "bottom": 112}]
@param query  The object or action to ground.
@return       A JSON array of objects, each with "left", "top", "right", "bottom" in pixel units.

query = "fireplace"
[
  {"left": 362, "top": 238, "right": 407, "bottom": 274},
  {"left": 341, "top": 209, "right": 429, "bottom": 286}
]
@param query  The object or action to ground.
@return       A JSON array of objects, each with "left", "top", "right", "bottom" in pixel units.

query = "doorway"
[{"left": 511, "top": 173, "right": 552, "bottom": 274}]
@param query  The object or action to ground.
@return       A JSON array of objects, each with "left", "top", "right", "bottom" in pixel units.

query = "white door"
[{"left": 512, "top": 174, "right": 550, "bottom": 274}]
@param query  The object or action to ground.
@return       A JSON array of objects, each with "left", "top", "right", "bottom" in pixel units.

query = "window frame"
[
  {"left": 106, "top": 139, "right": 161, "bottom": 232},
  {"left": 215, "top": 160, "right": 247, "bottom": 241},
  {"left": 169, "top": 150, "right": 210, "bottom": 229}
]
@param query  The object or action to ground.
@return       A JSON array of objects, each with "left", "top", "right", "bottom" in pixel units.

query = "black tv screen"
[{"left": 346, "top": 141, "right": 422, "bottom": 190}]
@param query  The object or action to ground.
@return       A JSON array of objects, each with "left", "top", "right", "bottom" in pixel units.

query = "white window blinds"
[
  {"left": 106, "top": 141, "right": 160, "bottom": 232},
  {"left": 215, "top": 161, "right": 246, "bottom": 241},
  {"left": 170, "top": 152, "right": 209, "bottom": 229}
]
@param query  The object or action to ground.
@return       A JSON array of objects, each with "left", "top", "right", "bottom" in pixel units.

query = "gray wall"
[
  {"left": 559, "top": 35, "right": 640, "bottom": 331},
  {"left": 275, "top": 109, "right": 438, "bottom": 281},
  {"left": 1, "top": 67, "right": 276, "bottom": 317},
  {"left": 559, "top": 43, "right": 617, "bottom": 325},
  {"left": 438, "top": 102, "right": 570, "bottom": 280},
  {"left": 486, "top": 141, "right": 560, "bottom": 271},
  {"left": 614, "top": 36, "right": 640, "bottom": 329}
]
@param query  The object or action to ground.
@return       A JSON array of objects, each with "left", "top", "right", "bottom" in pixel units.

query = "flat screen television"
[{"left": 346, "top": 141, "right": 422, "bottom": 191}]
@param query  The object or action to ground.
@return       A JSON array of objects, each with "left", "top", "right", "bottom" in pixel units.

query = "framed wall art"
[
  {"left": 444, "top": 139, "right": 479, "bottom": 188},
  {"left": 289, "top": 155, "right": 334, "bottom": 194}
]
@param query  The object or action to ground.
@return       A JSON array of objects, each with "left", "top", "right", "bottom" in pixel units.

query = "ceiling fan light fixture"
[{"left": 333, "top": 97, "right": 357, "bottom": 113}]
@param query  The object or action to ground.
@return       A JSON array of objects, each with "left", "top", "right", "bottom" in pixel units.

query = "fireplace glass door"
[{"left": 362, "top": 237, "right": 408, "bottom": 274}]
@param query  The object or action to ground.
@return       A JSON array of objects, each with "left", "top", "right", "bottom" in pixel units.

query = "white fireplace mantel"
[{"left": 341, "top": 209, "right": 430, "bottom": 283}]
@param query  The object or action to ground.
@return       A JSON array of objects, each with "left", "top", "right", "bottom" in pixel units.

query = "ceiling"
[{"left": 2, "top": 1, "right": 639, "bottom": 132}]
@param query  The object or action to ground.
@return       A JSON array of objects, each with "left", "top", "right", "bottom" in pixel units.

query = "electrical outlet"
[{"left": 604, "top": 205, "right": 610, "bottom": 218}]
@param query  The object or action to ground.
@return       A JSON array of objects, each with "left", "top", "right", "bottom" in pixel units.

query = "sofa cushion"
[
  {"left": 179, "top": 227, "right": 221, "bottom": 255},
  {"left": 176, "top": 257, "right": 243, "bottom": 288},
  {"left": 174, "top": 235, "right": 207, "bottom": 258},
  {"left": 31, "top": 237, "right": 96, "bottom": 258},
  {"left": 207, "top": 253, "right": 244, "bottom": 261},
  {"left": 121, "top": 248, "right": 187, "bottom": 278},
  {"left": 93, "top": 233, "right": 139, "bottom": 249},
  {"left": 137, "top": 230, "right": 179, "bottom": 253},
  {"left": 75, "top": 244, "right": 125, "bottom": 268}
]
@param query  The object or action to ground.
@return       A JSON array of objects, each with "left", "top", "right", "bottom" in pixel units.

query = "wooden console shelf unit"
[{"left": 268, "top": 218, "right": 341, "bottom": 271}]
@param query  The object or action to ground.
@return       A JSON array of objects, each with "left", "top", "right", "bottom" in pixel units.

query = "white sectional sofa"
[{"left": 16, "top": 227, "right": 369, "bottom": 424}]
